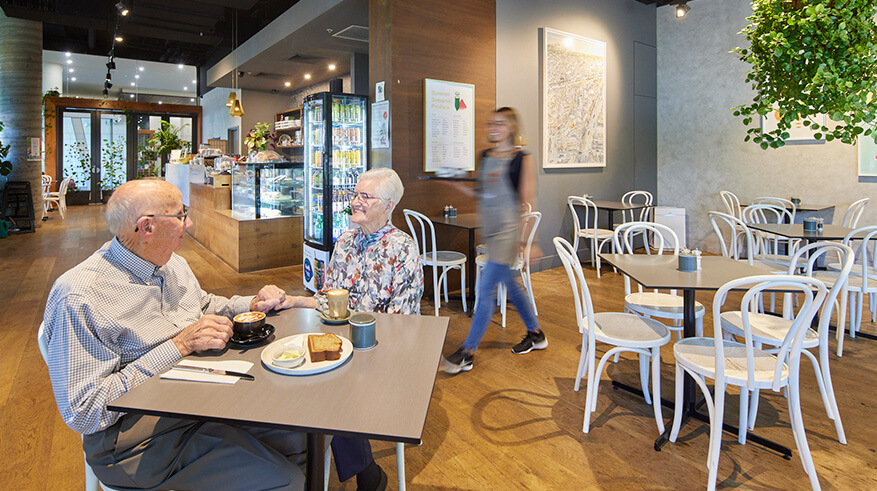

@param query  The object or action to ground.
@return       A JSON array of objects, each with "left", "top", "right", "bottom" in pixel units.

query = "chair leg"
[
  {"left": 707, "top": 383, "right": 726, "bottom": 491},
  {"left": 460, "top": 265, "right": 467, "bottom": 313},
  {"left": 669, "top": 363, "right": 685, "bottom": 442},
  {"left": 787, "top": 375, "right": 822, "bottom": 490},
  {"left": 639, "top": 352, "right": 652, "bottom": 405},
  {"left": 650, "top": 346, "right": 664, "bottom": 434},
  {"left": 582, "top": 346, "right": 597, "bottom": 433},
  {"left": 474, "top": 263, "right": 481, "bottom": 313},
  {"left": 747, "top": 388, "right": 760, "bottom": 432},
  {"left": 574, "top": 333, "right": 588, "bottom": 392},
  {"left": 443, "top": 267, "right": 450, "bottom": 303},
  {"left": 815, "top": 347, "right": 847, "bottom": 444},
  {"left": 396, "top": 442, "right": 406, "bottom": 491},
  {"left": 738, "top": 389, "right": 749, "bottom": 444},
  {"left": 324, "top": 444, "right": 331, "bottom": 491},
  {"left": 500, "top": 283, "right": 507, "bottom": 328},
  {"left": 696, "top": 315, "right": 704, "bottom": 337},
  {"left": 836, "top": 294, "right": 847, "bottom": 357},
  {"left": 433, "top": 266, "right": 441, "bottom": 317}
]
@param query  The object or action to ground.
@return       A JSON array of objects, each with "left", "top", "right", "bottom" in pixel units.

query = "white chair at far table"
[
  {"left": 37, "top": 323, "right": 121, "bottom": 491},
  {"left": 669, "top": 275, "right": 827, "bottom": 491},
  {"left": 44, "top": 176, "right": 72, "bottom": 219},
  {"left": 403, "top": 209, "right": 467, "bottom": 316},
  {"left": 722, "top": 242, "right": 852, "bottom": 444},
  {"left": 474, "top": 211, "right": 541, "bottom": 327},
  {"left": 567, "top": 196, "right": 614, "bottom": 278},
  {"left": 612, "top": 222, "right": 705, "bottom": 340},
  {"left": 709, "top": 211, "right": 790, "bottom": 273},
  {"left": 554, "top": 237, "right": 671, "bottom": 434},
  {"left": 41, "top": 175, "right": 52, "bottom": 213},
  {"left": 719, "top": 190, "right": 743, "bottom": 220}
]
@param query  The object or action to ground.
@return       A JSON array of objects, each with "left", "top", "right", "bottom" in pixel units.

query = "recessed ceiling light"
[
  {"left": 130, "top": 82, "right": 135, "bottom": 86},
  {"left": 328, "top": 64, "right": 336, "bottom": 70},
  {"left": 68, "top": 68, "right": 74, "bottom": 73},
  {"left": 178, "top": 64, "right": 184, "bottom": 69},
  {"left": 183, "top": 86, "right": 188, "bottom": 91},
  {"left": 66, "top": 59, "right": 72, "bottom": 64},
  {"left": 138, "top": 66, "right": 144, "bottom": 72},
  {"left": 65, "top": 52, "right": 71, "bottom": 57},
  {"left": 115, "top": 36, "right": 123, "bottom": 42},
  {"left": 135, "top": 74, "right": 140, "bottom": 79},
  {"left": 284, "top": 82, "right": 291, "bottom": 87},
  {"left": 71, "top": 77, "right": 76, "bottom": 81},
  {"left": 304, "top": 74, "right": 311, "bottom": 79}
]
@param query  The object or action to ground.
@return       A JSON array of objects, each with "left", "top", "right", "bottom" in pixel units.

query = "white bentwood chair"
[
  {"left": 37, "top": 323, "right": 121, "bottom": 491},
  {"left": 554, "top": 237, "right": 670, "bottom": 434},
  {"left": 567, "top": 196, "right": 614, "bottom": 278},
  {"left": 669, "top": 275, "right": 827, "bottom": 491},
  {"left": 721, "top": 242, "right": 853, "bottom": 444},
  {"left": 613, "top": 222, "right": 704, "bottom": 340},
  {"left": 403, "top": 209, "right": 467, "bottom": 316},
  {"left": 474, "top": 211, "right": 541, "bottom": 327},
  {"left": 44, "top": 176, "right": 72, "bottom": 219},
  {"left": 719, "top": 190, "right": 743, "bottom": 221}
]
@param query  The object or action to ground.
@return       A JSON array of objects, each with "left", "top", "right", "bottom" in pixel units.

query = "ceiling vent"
[
  {"left": 286, "top": 54, "right": 324, "bottom": 64},
  {"left": 332, "top": 25, "right": 369, "bottom": 43},
  {"left": 251, "top": 72, "right": 284, "bottom": 79}
]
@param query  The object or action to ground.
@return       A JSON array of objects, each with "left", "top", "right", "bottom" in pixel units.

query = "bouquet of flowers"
[{"left": 244, "top": 122, "right": 276, "bottom": 153}]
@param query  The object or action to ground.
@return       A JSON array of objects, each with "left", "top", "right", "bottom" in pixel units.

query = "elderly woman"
[{"left": 285, "top": 167, "right": 422, "bottom": 489}]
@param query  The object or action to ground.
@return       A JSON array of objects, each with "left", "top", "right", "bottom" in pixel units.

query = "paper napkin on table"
[{"left": 160, "top": 360, "right": 255, "bottom": 384}]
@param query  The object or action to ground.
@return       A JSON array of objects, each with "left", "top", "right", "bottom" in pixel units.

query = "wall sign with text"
[{"left": 423, "top": 78, "right": 475, "bottom": 172}]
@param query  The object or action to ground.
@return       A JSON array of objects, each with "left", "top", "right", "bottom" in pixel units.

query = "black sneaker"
[
  {"left": 441, "top": 347, "right": 474, "bottom": 374},
  {"left": 512, "top": 330, "right": 547, "bottom": 354}
]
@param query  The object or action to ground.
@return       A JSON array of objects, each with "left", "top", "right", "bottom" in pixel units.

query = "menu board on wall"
[{"left": 423, "top": 78, "right": 475, "bottom": 172}]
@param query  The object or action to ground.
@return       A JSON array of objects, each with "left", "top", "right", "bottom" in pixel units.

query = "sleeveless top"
[{"left": 479, "top": 152, "right": 523, "bottom": 265}]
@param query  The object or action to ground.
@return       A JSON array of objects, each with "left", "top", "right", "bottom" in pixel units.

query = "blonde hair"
[{"left": 496, "top": 107, "right": 527, "bottom": 146}]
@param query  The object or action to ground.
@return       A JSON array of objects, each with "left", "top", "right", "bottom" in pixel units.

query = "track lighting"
[
  {"left": 106, "top": 72, "right": 112, "bottom": 82},
  {"left": 115, "top": 2, "right": 129, "bottom": 16},
  {"left": 105, "top": 81, "right": 113, "bottom": 90},
  {"left": 676, "top": 2, "right": 690, "bottom": 18},
  {"left": 106, "top": 60, "right": 116, "bottom": 70}
]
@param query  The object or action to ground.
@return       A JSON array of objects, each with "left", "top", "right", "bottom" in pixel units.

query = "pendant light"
[{"left": 228, "top": 9, "right": 244, "bottom": 116}]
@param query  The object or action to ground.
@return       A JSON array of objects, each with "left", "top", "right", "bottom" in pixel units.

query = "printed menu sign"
[{"left": 423, "top": 78, "right": 475, "bottom": 172}]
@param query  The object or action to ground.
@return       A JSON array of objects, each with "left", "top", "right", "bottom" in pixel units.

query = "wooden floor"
[{"left": 3, "top": 205, "right": 877, "bottom": 490}]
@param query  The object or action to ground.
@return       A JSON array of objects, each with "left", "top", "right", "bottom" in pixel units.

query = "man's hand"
[
  {"left": 249, "top": 284, "right": 288, "bottom": 312},
  {"left": 173, "top": 315, "right": 233, "bottom": 356}
]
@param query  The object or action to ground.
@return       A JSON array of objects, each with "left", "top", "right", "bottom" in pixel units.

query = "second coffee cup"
[{"left": 326, "top": 289, "right": 349, "bottom": 319}]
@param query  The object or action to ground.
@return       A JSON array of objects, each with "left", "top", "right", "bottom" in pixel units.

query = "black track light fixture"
[
  {"left": 106, "top": 60, "right": 116, "bottom": 70},
  {"left": 106, "top": 71, "right": 112, "bottom": 82},
  {"left": 115, "top": 2, "right": 129, "bottom": 17},
  {"left": 103, "top": 88, "right": 109, "bottom": 96},
  {"left": 676, "top": 2, "right": 691, "bottom": 18},
  {"left": 105, "top": 80, "right": 113, "bottom": 90}
]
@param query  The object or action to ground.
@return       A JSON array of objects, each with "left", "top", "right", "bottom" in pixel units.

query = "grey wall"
[
  {"left": 496, "top": 0, "right": 657, "bottom": 267},
  {"left": 202, "top": 88, "right": 241, "bottom": 150},
  {"left": 657, "top": 0, "right": 875, "bottom": 251},
  {"left": 286, "top": 74, "right": 351, "bottom": 108}
]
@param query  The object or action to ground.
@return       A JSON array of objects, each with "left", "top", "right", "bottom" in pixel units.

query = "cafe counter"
[{"left": 187, "top": 181, "right": 303, "bottom": 273}]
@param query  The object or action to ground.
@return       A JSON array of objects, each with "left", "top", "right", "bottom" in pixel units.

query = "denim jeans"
[{"left": 463, "top": 260, "right": 540, "bottom": 352}]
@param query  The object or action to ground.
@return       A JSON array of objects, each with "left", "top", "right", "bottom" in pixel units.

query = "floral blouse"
[{"left": 314, "top": 223, "right": 423, "bottom": 315}]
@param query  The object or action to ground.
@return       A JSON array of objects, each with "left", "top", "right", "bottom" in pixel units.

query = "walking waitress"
[{"left": 442, "top": 107, "right": 545, "bottom": 374}]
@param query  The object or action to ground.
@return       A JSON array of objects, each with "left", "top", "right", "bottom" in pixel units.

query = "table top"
[
  {"left": 599, "top": 254, "right": 775, "bottom": 291},
  {"left": 108, "top": 308, "right": 449, "bottom": 444},
  {"left": 747, "top": 223, "right": 859, "bottom": 241},
  {"left": 749, "top": 202, "right": 834, "bottom": 212},
  {"left": 428, "top": 212, "right": 481, "bottom": 230},
  {"left": 572, "top": 200, "right": 650, "bottom": 212}
]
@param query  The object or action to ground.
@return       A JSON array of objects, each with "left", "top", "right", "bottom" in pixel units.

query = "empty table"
[
  {"left": 429, "top": 212, "right": 481, "bottom": 303},
  {"left": 108, "top": 308, "right": 449, "bottom": 491}
]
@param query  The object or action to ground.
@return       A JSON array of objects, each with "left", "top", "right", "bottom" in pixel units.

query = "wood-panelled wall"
[{"left": 369, "top": 0, "right": 496, "bottom": 222}]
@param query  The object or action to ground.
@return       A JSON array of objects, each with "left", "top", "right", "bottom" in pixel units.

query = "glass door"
[
  {"left": 100, "top": 113, "right": 127, "bottom": 196},
  {"left": 61, "top": 111, "right": 97, "bottom": 203}
]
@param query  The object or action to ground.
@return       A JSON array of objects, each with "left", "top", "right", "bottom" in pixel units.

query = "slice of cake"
[{"left": 308, "top": 333, "right": 342, "bottom": 362}]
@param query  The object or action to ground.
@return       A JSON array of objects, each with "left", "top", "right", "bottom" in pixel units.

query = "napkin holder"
[
  {"left": 678, "top": 249, "right": 701, "bottom": 272},
  {"left": 803, "top": 217, "right": 818, "bottom": 232}
]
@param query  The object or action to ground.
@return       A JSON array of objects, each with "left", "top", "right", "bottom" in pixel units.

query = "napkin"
[{"left": 160, "top": 360, "right": 255, "bottom": 384}]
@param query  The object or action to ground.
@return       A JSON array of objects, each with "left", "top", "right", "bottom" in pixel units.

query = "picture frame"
[
  {"left": 760, "top": 109, "right": 826, "bottom": 144},
  {"left": 541, "top": 27, "right": 606, "bottom": 168}
]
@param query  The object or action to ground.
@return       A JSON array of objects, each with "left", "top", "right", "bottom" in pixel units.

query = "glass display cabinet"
[{"left": 231, "top": 162, "right": 304, "bottom": 219}]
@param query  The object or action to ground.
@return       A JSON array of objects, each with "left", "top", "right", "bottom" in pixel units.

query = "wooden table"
[
  {"left": 579, "top": 200, "right": 650, "bottom": 229},
  {"left": 748, "top": 223, "right": 858, "bottom": 243},
  {"left": 599, "top": 253, "right": 794, "bottom": 458},
  {"left": 429, "top": 213, "right": 481, "bottom": 303},
  {"left": 108, "top": 308, "right": 449, "bottom": 491}
]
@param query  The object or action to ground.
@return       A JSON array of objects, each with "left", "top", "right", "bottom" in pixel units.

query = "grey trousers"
[{"left": 83, "top": 413, "right": 306, "bottom": 490}]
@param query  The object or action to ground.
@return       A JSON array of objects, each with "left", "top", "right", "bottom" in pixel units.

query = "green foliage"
[
  {"left": 148, "top": 121, "right": 190, "bottom": 157},
  {"left": 244, "top": 122, "right": 275, "bottom": 153},
  {"left": 65, "top": 141, "right": 91, "bottom": 191},
  {"left": 732, "top": 0, "right": 877, "bottom": 148},
  {"left": 0, "top": 120, "right": 12, "bottom": 176},
  {"left": 100, "top": 138, "right": 126, "bottom": 190},
  {"left": 137, "top": 144, "right": 160, "bottom": 178}
]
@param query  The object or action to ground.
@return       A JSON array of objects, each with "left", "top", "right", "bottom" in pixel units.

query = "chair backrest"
[
  {"left": 519, "top": 211, "right": 542, "bottom": 272},
  {"left": 58, "top": 176, "right": 72, "bottom": 196},
  {"left": 754, "top": 196, "right": 796, "bottom": 222},
  {"left": 621, "top": 190, "right": 653, "bottom": 222},
  {"left": 709, "top": 211, "right": 756, "bottom": 265},
  {"left": 842, "top": 198, "right": 869, "bottom": 228},
  {"left": 720, "top": 190, "right": 742, "bottom": 220},
  {"left": 843, "top": 225, "right": 877, "bottom": 289},
  {"left": 567, "top": 195, "right": 598, "bottom": 252},
  {"left": 41, "top": 175, "right": 52, "bottom": 193},
  {"left": 612, "top": 221, "right": 679, "bottom": 256},
  {"left": 554, "top": 237, "right": 595, "bottom": 337},
  {"left": 786, "top": 242, "right": 854, "bottom": 338},
  {"left": 37, "top": 322, "right": 48, "bottom": 363},
  {"left": 743, "top": 203, "right": 791, "bottom": 225},
  {"left": 402, "top": 209, "right": 439, "bottom": 264},
  {"left": 713, "top": 275, "right": 827, "bottom": 391}
]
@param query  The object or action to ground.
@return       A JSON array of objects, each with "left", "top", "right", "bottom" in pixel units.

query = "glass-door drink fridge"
[{"left": 302, "top": 91, "right": 369, "bottom": 292}]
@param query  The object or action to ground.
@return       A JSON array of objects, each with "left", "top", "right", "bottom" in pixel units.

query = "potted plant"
[
  {"left": 733, "top": 0, "right": 877, "bottom": 148},
  {"left": 244, "top": 122, "right": 276, "bottom": 156},
  {"left": 100, "top": 138, "right": 126, "bottom": 202},
  {"left": 0, "top": 121, "right": 11, "bottom": 192},
  {"left": 148, "top": 121, "right": 190, "bottom": 165}
]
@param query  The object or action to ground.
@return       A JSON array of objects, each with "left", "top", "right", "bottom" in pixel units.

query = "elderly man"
[{"left": 43, "top": 180, "right": 383, "bottom": 490}]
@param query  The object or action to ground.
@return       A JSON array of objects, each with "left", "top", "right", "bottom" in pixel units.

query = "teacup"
[
  {"left": 233, "top": 311, "right": 266, "bottom": 339},
  {"left": 326, "top": 289, "right": 349, "bottom": 319}
]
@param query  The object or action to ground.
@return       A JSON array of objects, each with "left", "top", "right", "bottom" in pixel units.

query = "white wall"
[
  {"left": 202, "top": 88, "right": 241, "bottom": 152},
  {"left": 657, "top": 0, "right": 873, "bottom": 251}
]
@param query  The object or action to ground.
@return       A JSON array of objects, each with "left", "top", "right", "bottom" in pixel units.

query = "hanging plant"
[
  {"left": 244, "top": 122, "right": 276, "bottom": 153},
  {"left": 732, "top": 0, "right": 877, "bottom": 148}
]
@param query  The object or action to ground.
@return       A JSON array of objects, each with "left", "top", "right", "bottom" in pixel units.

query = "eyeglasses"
[
  {"left": 351, "top": 191, "right": 382, "bottom": 203},
  {"left": 135, "top": 205, "right": 189, "bottom": 231}
]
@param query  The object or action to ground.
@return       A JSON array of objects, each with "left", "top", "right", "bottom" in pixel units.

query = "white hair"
[
  {"left": 360, "top": 167, "right": 404, "bottom": 212},
  {"left": 105, "top": 180, "right": 173, "bottom": 236}
]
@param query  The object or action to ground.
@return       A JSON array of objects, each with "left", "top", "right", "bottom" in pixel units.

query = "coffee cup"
[
  {"left": 349, "top": 313, "right": 377, "bottom": 349},
  {"left": 326, "top": 289, "right": 349, "bottom": 319},
  {"left": 233, "top": 311, "right": 266, "bottom": 339}
]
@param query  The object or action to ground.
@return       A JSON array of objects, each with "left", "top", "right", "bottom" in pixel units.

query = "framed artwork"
[
  {"left": 423, "top": 78, "right": 475, "bottom": 172},
  {"left": 542, "top": 27, "right": 606, "bottom": 168},
  {"left": 761, "top": 109, "right": 825, "bottom": 144},
  {"left": 857, "top": 131, "right": 877, "bottom": 176}
]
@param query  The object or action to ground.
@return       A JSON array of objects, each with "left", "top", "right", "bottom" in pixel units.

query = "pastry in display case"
[{"left": 231, "top": 151, "right": 304, "bottom": 219}]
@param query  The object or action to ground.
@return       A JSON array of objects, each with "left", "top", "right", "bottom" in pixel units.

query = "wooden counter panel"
[{"left": 187, "top": 183, "right": 302, "bottom": 273}]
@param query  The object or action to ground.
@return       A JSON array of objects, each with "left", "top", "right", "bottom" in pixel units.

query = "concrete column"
[{"left": 0, "top": 9, "right": 44, "bottom": 222}]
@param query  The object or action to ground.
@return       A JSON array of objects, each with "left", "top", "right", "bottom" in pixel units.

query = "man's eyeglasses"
[
  {"left": 135, "top": 206, "right": 189, "bottom": 231},
  {"left": 351, "top": 192, "right": 382, "bottom": 203}
]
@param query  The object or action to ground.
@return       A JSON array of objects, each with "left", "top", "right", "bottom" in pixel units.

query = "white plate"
[{"left": 261, "top": 334, "right": 353, "bottom": 376}]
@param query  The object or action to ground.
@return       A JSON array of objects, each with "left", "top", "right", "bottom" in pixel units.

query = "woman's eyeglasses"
[{"left": 351, "top": 192, "right": 381, "bottom": 203}]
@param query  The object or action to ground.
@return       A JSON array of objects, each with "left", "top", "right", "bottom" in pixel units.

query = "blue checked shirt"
[{"left": 44, "top": 238, "right": 253, "bottom": 434}]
